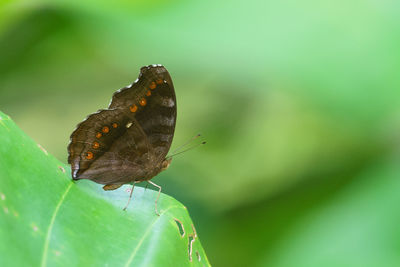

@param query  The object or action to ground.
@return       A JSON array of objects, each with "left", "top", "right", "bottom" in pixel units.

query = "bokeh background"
[{"left": 1, "top": 1, "right": 400, "bottom": 266}]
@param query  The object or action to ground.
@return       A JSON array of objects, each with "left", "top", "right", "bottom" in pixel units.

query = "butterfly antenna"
[
  {"left": 171, "top": 133, "right": 201, "bottom": 154},
  {"left": 168, "top": 141, "right": 206, "bottom": 158}
]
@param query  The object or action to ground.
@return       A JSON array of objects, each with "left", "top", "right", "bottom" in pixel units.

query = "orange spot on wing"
[
  {"left": 102, "top": 126, "right": 109, "bottom": 133},
  {"left": 149, "top": 82, "right": 156, "bottom": 90},
  {"left": 112, "top": 123, "right": 118, "bottom": 128},
  {"left": 86, "top": 151, "right": 94, "bottom": 160},
  {"left": 156, "top": 79, "right": 163, "bottom": 85},
  {"left": 93, "top": 141, "right": 100, "bottom": 149},
  {"left": 139, "top": 98, "right": 147, "bottom": 106},
  {"left": 130, "top": 105, "right": 138, "bottom": 112},
  {"left": 146, "top": 90, "right": 151, "bottom": 96},
  {"left": 96, "top": 132, "right": 102, "bottom": 138}
]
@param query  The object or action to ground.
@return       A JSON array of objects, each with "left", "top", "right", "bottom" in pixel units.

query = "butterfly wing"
[
  {"left": 109, "top": 65, "right": 177, "bottom": 163},
  {"left": 68, "top": 65, "right": 177, "bottom": 184}
]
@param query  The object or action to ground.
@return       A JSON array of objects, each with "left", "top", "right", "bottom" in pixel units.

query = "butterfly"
[{"left": 67, "top": 65, "right": 177, "bottom": 214}]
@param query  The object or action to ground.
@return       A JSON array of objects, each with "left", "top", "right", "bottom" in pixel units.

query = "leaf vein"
[
  {"left": 40, "top": 182, "right": 73, "bottom": 267},
  {"left": 124, "top": 205, "right": 182, "bottom": 267}
]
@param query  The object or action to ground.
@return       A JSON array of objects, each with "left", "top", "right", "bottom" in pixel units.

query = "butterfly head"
[{"left": 161, "top": 157, "right": 172, "bottom": 171}]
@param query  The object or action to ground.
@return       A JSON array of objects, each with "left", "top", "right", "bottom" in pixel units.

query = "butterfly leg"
[
  {"left": 144, "top": 181, "right": 149, "bottom": 191},
  {"left": 148, "top": 181, "right": 161, "bottom": 216},
  {"left": 123, "top": 182, "right": 138, "bottom": 211}
]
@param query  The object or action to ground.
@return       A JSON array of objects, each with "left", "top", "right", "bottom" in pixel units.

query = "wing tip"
[{"left": 140, "top": 64, "right": 167, "bottom": 74}]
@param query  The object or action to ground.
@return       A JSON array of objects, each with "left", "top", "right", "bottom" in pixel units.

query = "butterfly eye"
[{"left": 161, "top": 159, "right": 171, "bottom": 170}]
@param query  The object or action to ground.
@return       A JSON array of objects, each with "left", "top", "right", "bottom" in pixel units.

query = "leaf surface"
[{"left": 0, "top": 111, "right": 209, "bottom": 267}]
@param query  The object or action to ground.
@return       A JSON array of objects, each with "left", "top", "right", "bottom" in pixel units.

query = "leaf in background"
[
  {"left": 0, "top": 111, "right": 209, "bottom": 266},
  {"left": 260, "top": 159, "right": 400, "bottom": 267}
]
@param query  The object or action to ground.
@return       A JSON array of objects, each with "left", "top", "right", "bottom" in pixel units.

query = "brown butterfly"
[{"left": 68, "top": 65, "right": 177, "bottom": 214}]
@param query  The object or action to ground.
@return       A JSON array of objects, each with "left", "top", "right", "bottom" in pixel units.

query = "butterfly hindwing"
[
  {"left": 68, "top": 109, "right": 131, "bottom": 178},
  {"left": 72, "top": 118, "right": 151, "bottom": 184}
]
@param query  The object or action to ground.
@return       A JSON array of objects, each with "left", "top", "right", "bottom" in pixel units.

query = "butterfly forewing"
[
  {"left": 110, "top": 65, "right": 176, "bottom": 162},
  {"left": 134, "top": 81, "right": 176, "bottom": 162}
]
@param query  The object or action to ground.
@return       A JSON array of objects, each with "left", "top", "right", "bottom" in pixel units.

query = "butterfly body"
[{"left": 67, "top": 65, "right": 176, "bottom": 188}]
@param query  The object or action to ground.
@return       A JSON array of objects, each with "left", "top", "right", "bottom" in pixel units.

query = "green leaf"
[{"left": 0, "top": 111, "right": 209, "bottom": 267}]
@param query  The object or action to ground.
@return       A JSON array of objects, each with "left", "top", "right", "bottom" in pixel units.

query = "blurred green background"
[{"left": 1, "top": 0, "right": 400, "bottom": 266}]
